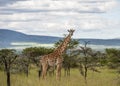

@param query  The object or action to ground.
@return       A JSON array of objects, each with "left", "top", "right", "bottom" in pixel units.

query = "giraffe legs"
[
  {"left": 41, "top": 62, "right": 48, "bottom": 79},
  {"left": 56, "top": 63, "right": 62, "bottom": 80},
  {"left": 56, "top": 58, "right": 63, "bottom": 80},
  {"left": 40, "top": 57, "right": 63, "bottom": 80}
]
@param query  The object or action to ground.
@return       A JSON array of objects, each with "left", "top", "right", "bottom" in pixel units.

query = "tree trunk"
[
  {"left": 6, "top": 71, "right": 11, "bottom": 86},
  {"left": 26, "top": 65, "right": 29, "bottom": 77},
  {"left": 5, "top": 61, "right": 11, "bottom": 86},
  {"left": 84, "top": 56, "right": 88, "bottom": 84},
  {"left": 26, "top": 68, "right": 29, "bottom": 77},
  {"left": 38, "top": 69, "right": 42, "bottom": 78},
  {"left": 84, "top": 65, "right": 87, "bottom": 82}
]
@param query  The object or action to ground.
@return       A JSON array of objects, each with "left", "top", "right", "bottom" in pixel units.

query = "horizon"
[{"left": 0, "top": 0, "right": 120, "bottom": 39}]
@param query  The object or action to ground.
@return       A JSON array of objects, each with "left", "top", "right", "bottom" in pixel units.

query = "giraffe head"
[{"left": 67, "top": 29, "right": 75, "bottom": 36}]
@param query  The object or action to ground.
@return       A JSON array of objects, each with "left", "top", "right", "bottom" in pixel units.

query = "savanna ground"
[{"left": 0, "top": 67, "right": 119, "bottom": 86}]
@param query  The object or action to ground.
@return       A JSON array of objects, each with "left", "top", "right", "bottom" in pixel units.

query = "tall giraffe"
[{"left": 40, "top": 29, "right": 75, "bottom": 80}]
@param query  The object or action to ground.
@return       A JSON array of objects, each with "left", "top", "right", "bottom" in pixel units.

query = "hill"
[{"left": 0, "top": 29, "right": 61, "bottom": 48}]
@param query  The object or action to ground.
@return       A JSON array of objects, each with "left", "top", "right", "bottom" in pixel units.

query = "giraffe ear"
[{"left": 67, "top": 30, "right": 70, "bottom": 32}]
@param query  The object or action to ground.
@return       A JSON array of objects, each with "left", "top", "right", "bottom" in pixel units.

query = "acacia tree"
[
  {"left": 22, "top": 47, "right": 54, "bottom": 77},
  {"left": 78, "top": 41, "right": 100, "bottom": 84},
  {"left": 95, "top": 51, "right": 107, "bottom": 67},
  {"left": 105, "top": 48, "right": 120, "bottom": 85},
  {"left": 0, "top": 49, "right": 17, "bottom": 86},
  {"left": 105, "top": 48, "right": 120, "bottom": 73}
]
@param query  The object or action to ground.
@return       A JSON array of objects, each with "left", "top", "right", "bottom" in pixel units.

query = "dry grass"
[{"left": 0, "top": 68, "right": 119, "bottom": 86}]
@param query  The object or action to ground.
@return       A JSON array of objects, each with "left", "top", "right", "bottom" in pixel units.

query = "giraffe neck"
[
  {"left": 54, "top": 34, "right": 72, "bottom": 56},
  {"left": 59, "top": 34, "right": 71, "bottom": 53}
]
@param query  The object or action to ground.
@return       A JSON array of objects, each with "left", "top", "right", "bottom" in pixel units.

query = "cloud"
[
  {"left": 0, "top": 0, "right": 117, "bottom": 14},
  {"left": 0, "top": 0, "right": 119, "bottom": 39},
  {"left": 0, "top": 0, "right": 28, "bottom": 6}
]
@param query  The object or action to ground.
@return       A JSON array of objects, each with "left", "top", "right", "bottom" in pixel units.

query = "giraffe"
[{"left": 40, "top": 29, "right": 75, "bottom": 80}]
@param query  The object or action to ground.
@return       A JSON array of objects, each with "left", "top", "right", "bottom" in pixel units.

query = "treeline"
[{"left": 0, "top": 39, "right": 120, "bottom": 86}]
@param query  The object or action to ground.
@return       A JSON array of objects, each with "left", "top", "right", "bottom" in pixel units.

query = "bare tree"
[{"left": 78, "top": 41, "right": 100, "bottom": 84}]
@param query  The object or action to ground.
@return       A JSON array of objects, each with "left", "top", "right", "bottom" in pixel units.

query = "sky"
[{"left": 0, "top": 0, "right": 120, "bottom": 39}]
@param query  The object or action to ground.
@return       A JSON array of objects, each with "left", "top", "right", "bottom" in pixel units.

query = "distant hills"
[
  {"left": 79, "top": 38, "right": 120, "bottom": 46},
  {"left": 0, "top": 29, "right": 61, "bottom": 48},
  {"left": 0, "top": 29, "right": 120, "bottom": 49}
]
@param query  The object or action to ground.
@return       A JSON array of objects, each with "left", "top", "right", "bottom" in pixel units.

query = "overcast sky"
[{"left": 0, "top": 0, "right": 120, "bottom": 39}]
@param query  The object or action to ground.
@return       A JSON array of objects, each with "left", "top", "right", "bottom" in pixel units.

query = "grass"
[{"left": 0, "top": 68, "right": 119, "bottom": 86}]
